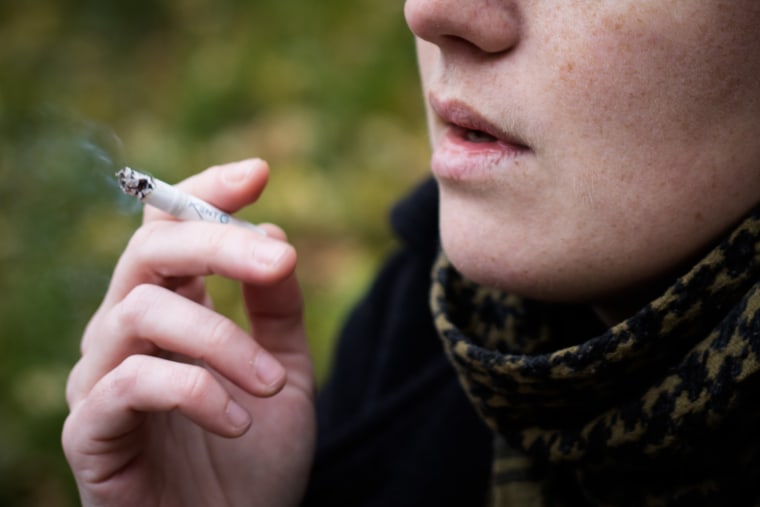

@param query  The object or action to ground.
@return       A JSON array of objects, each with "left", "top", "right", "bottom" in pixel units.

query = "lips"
[
  {"left": 428, "top": 94, "right": 530, "bottom": 181},
  {"left": 429, "top": 95, "right": 529, "bottom": 149}
]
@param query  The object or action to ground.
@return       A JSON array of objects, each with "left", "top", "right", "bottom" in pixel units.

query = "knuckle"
[
  {"left": 128, "top": 222, "right": 177, "bottom": 278},
  {"left": 204, "top": 224, "right": 236, "bottom": 260},
  {"left": 104, "top": 355, "right": 142, "bottom": 399},
  {"left": 182, "top": 366, "right": 215, "bottom": 404},
  {"left": 64, "top": 360, "right": 85, "bottom": 408},
  {"left": 126, "top": 221, "right": 163, "bottom": 257},
  {"left": 205, "top": 315, "right": 240, "bottom": 350},
  {"left": 113, "top": 284, "right": 160, "bottom": 332}
]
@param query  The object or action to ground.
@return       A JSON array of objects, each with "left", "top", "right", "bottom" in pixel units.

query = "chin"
[
  {"left": 440, "top": 227, "right": 539, "bottom": 297},
  {"left": 439, "top": 224, "right": 612, "bottom": 305},
  {"left": 436, "top": 199, "right": 554, "bottom": 300}
]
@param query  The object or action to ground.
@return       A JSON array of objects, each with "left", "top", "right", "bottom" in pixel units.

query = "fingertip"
[
  {"left": 258, "top": 223, "right": 288, "bottom": 241},
  {"left": 251, "top": 239, "right": 295, "bottom": 271},
  {"left": 224, "top": 399, "right": 252, "bottom": 432},
  {"left": 254, "top": 351, "right": 287, "bottom": 392},
  {"left": 172, "top": 158, "right": 271, "bottom": 214},
  {"left": 220, "top": 158, "right": 269, "bottom": 187}
]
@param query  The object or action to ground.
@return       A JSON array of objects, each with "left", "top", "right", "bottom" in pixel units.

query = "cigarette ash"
[{"left": 116, "top": 167, "right": 155, "bottom": 200}]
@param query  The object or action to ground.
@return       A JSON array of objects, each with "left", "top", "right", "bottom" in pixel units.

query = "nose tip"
[{"left": 404, "top": 0, "right": 520, "bottom": 54}]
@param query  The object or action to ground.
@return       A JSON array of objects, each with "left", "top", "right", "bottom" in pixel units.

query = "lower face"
[{"left": 416, "top": 2, "right": 760, "bottom": 321}]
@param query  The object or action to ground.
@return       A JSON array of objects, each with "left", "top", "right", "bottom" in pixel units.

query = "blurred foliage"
[{"left": 0, "top": 1, "right": 429, "bottom": 505}]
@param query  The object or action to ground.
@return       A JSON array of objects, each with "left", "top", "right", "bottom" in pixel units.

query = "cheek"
[
  {"left": 546, "top": 5, "right": 760, "bottom": 159},
  {"left": 538, "top": 8, "right": 760, "bottom": 230}
]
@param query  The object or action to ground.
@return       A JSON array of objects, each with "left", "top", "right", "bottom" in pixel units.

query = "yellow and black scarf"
[{"left": 431, "top": 211, "right": 760, "bottom": 506}]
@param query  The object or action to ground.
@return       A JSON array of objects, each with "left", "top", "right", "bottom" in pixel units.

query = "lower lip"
[{"left": 431, "top": 127, "right": 528, "bottom": 182}]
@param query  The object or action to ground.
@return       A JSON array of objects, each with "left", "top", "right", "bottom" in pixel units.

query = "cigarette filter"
[{"left": 116, "top": 167, "right": 265, "bottom": 234}]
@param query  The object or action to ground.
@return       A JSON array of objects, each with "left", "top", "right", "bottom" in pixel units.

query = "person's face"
[{"left": 405, "top": 0, "right": 760, "bottom": 321}]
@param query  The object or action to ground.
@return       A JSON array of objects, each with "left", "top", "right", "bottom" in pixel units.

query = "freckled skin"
[{"left": 406, "top": 0, "right": 760, "bottom": 322}]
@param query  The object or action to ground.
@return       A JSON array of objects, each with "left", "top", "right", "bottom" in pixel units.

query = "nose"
[{"left": 404, "top": 0, "right": 520, "bottom": 55}]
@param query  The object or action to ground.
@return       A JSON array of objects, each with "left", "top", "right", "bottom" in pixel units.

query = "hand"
[{"left": 62, "top": 159, "right": 316, "bottom": 507}]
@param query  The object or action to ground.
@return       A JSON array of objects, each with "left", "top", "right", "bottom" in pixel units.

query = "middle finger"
[
  {"left": 103, "top": 219, "right": 295, "bottom": 308},
  {"left": 70, "top": 284, "right": 285, "bottom": 405}
]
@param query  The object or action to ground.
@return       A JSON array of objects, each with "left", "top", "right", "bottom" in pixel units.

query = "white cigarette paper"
[{"left": 116, "top": 167, "right": 265, "bottom": 234}]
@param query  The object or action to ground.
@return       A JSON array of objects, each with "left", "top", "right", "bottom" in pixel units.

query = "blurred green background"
[{"left": 0, "top": 1, "right": 429, "bottom": 504}]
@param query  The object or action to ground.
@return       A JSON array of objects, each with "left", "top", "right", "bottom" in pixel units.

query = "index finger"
[{"left": 142, "top": 158, "right": 270, "bottom": 223}]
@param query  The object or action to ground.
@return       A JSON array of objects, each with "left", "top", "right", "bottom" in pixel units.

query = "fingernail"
[
  {"left": 252, "top": 241, "right": 289, "bottom": 267},
  {"left": 255, "top": 352, "right": 285, "bottom": 387},
  {"left": 225, "top": 399, "right": 251, "bottom": 429},
  {"left": 223, "top": 160, "right": 254, "bottom": 184}
]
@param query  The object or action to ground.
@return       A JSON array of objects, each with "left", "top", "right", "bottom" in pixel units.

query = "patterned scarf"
[{"left": 431, "top": 210, "right": 760, "bottom": 506}]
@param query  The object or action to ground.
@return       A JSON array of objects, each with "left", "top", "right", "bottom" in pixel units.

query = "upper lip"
[{"left": 429, "top": 93, "right": 529, "bottom": 148}]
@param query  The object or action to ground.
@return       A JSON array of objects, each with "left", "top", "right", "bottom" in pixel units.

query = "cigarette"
[{"left": 115, "top": 167, "right": 265, "bottom": 234}]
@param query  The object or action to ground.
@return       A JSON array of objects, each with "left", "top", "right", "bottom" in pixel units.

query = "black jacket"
[{"left": 303, "top": 179, "right": 492, "bottom": 506}]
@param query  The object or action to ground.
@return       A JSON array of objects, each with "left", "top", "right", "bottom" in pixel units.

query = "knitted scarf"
[{"left": 431, "top": 210, "right": 760, "bottom": 506}]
